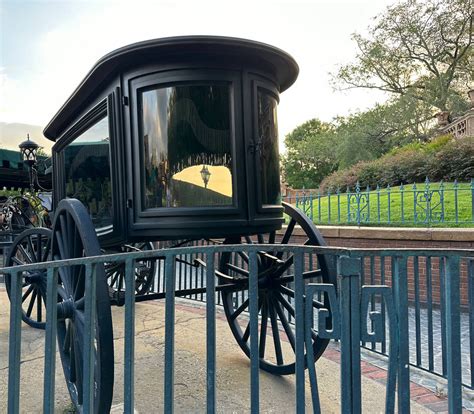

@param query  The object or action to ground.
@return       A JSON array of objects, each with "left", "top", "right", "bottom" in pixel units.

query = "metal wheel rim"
[
  {"left": 5, "top": 227, "right": 52, "bottom": 329},
  {"left": 219, "top": 202, "right": 335, "bottom": 375},
  {"left": 52, "top": 199, "right": 114, "bottom": 414}
]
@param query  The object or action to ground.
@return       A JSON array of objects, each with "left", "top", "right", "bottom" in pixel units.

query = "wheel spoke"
[
  {"left": 12, "top": 256, "right": 26, "bottom": 266},
  {"left": 22, "top": 284, "right": 34, "bottom": 302},
  {"left": 73, "top": 329, "right": 84, "bottom": 404},
  {"left": 18, "top": 244, "right": 34, "bottom": 264},
  {"left": 37, "top": 288, "right": 43, "bottom": 322},
  {"left": 275, "top": 269, "right": 323, "bottom": 284},
  {"left": 237, "top": 251, "right": 249, "bottom": 264},
  {"left": 26, "top": 236, "right": 38, "bottom": 263},
  {"left": 259, "top": 297, "right": 269, "bottom": 358},
  {"left": 268, "top": 297, "right": 284, "bottom": 365},
  {"left": 230, "top": 298, "right": 249, "bottom": 321},
  {"left": 56, "top": 257, "right": 74, "bottom": 294},
  {"left": 36, "top": 233, "right": 44, "bottom": 261},
  {"left": 109, "top": 271, "right": 121, "bottom": 287},
  {"left": 73, "top": 266, "right": 85, "bottom": 300},
  {"left": 278, "top": 285, "right": 325, "bottom": 309},
  {"left": 268, "top": 231, "right": 276, "bottom": 245},
  {"left": 277, "top": 219, "right": 296, "bottom": 259},
  {"left": 241, "top": 299, "right": 263, "bottom": 343},
  {"left": 273, "top": 297, "right": 296, "bottom": 352},
  {"left": 75, "top": 297, "right": 85, "bottom": 311},
  {"left": 42, "top": 240, "right": 51, "bottom": 262},
  {"left": 26, "top": 289, "right": 37, "bottom": 317},
  {"left": 64, "top": 321, "right": 72, "bottom": 354},
  {"left": 59, "top": 214, "right": 71, "bottom": 259},
  {"left": 57, "top": 285, "right": 69, "bottom": 300},
  {"left": 224, "top": 263, "right": 249, "bottom": 278},
  {"left": 274, "top": 291, "right": 295, "bottom": 319}
]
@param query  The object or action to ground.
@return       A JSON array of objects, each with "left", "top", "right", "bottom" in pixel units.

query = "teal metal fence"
[
  {"left": 2, "top": 244, "right": 472, "bottom": 412},
  {"left": 284, "top": 178, "right": 474, "bottom": 227}
]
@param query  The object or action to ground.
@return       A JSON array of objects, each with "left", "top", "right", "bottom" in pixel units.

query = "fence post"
[
  {"left": 425, "top": 177, "right": 431, "bottom": 226},
  {"left": 8, "top": 270, "right": 22, "bottom": 413},
  {"left": 471, "top": 178, "right": 474, "bottom": 223},
  {"left": 444, "top": 256, "right": 462, "bottom": 412},
  {"left": 337, "top": 187, "right": 341, "bottom": 223},
  {"left": 400, "top": 183, "right": 404, "bottom": 224},
  {"left": 387, "top": 185, "right": 391, "bottom": 224},
  {"left": 413, "top": 183, "right": 417, "bottom": 224},
  {"left": 347, "top": 186, "right": 350, "bottom": 223},
  {"left": 327, "top": 189, "right": 331, "bottom": 224},
  {"left": 376, "top": 185, "right": 381, "bottom": 223},
  {"left": 392, "top": 256, "right": 410, "bottom": 413},
  {"left": 454, "top": 180, "right": 459, "bottom": 224},
  {"left": 366, "top": 185, "right": 370, "bottom": 223},
  {"left": 439, "top": 181, "right": 444, "bottom": 222},
  {"left": 338, "top": 256, "right": 362, "bottom": 414},
  {"left": 356, "top": 182, "right": 361, "bottom": 226},
  {"left": 43, "top": 268, "right": 58, "bottom": 412}
]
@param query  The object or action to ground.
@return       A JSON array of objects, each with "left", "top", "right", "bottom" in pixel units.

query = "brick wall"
[{"left": 286, "top": 226, "right": 474, "bottom": 309}]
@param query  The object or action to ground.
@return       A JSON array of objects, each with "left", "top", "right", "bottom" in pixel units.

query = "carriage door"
[{"left": 249, "top": 79, "right": 283, "bottom": 219}]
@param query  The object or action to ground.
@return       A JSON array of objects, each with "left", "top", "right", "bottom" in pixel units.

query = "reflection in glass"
[
  {"left": 141, "top": 84, "right": 233, "bottom": 208},
  {"left": 63, "top": 116, "right": 112, "bottom": 230},
  {"left": 258, "top": 91, "right": 281, "bottom": 205}
]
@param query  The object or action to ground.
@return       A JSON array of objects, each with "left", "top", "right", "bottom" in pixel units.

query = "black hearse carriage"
[{"left": 5, "top": 37, "right": 334, "bottom": 412}]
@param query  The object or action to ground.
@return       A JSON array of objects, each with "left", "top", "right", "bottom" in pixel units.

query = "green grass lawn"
[{"left": 285, "top": 182, "right": 473, "bottom": 227}]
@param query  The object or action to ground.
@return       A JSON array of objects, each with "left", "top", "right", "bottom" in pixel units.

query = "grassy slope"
[{"left": 287, "top": 182, "right": 473, "bottom": 227}]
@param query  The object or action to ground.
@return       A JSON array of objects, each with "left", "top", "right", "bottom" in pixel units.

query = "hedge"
[{"left": 319, "top": 135, "right": 474, "bottom": 191}]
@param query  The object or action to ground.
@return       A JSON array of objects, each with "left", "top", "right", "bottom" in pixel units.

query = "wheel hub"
[
  {"left": 25, "top": 270, "right": 46, "bottom": 284},
  {"left": 57, "top": 298, "right": 75, "bottom": 320}
]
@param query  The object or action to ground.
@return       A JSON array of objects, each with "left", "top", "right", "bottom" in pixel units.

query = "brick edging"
[{"left": 292, "top": 225, "right": 474, "bottom": 243}]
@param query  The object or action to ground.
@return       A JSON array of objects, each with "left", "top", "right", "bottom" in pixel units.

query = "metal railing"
[
  {"left": 284, "top": 178, "right": 474, "bottom": 227},
  {"left": 2, "top": 244, "right": 472, "bottom": 412}
]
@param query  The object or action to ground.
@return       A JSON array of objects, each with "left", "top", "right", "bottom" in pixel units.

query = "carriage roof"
[{"left": 43, "top": 36, "right": 299, "bottom": 141}]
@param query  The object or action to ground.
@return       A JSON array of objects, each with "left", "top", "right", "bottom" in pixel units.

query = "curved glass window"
[
  {"left": 141, "top": 84, "right": 233, "bottom": 209},
  {"left": 63, "top": 116, "right": 112, "bottom": 230},
  {"left": 257, "top": 90, "right": 280, "bottom": 206}
]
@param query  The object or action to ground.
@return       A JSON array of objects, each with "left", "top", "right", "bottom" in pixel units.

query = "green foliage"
[
  {"left": 320, "top": 136, "right": 473, "bottom": 191},
  {"left": 333, "top": 0, "right": 473, "bottom": 114},
  {"left": 282, "top": 119, "right": 339, "bottom": 188}
]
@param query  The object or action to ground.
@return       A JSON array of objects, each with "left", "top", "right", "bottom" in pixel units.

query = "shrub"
[{"left": 319, "top": 135, "right": 473, "bottom": 190}]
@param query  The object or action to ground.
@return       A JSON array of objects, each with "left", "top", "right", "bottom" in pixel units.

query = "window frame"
[
  {"left": 251, "top": 79, "right": 282, "bottom": 214},
  {"left": 129, "top": 69, "right": 246, "bottom": 221},
  {"left": 52, "top": 97, "right": 116, "bottom": 236}
]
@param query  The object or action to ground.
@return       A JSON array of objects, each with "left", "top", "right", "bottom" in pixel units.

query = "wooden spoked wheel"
[
  {"left": 52, "top": 199, "right": 114, "bottom": 414},
  {"left": 105, "top": 242, "right": 156, "bottom": 300},
  {"left": 219, "top": 202, "right": 335, "bottom": 375},
  {"left": 5, "top": 228, "right": 52, "bottom": 329}
]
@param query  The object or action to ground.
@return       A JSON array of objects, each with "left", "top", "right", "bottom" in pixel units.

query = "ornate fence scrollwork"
[
  {"left": 348, "top": 182, "right": 370, "bottom": 225},
  {"left": 413, "top": 178, "right": 444, "bottom": 224}
]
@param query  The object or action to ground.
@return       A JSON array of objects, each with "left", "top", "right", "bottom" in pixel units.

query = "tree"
[
  {"left": 334, "top": 96, "right": 436, "bottom": 168},
  {"left": 334, "top": 0, "right": 473, "bottom": 115},
  {"left": 282, "top": 119, "right": 338, "bottom": 188}
]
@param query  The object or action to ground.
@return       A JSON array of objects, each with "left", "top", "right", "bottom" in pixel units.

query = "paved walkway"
[{"left": 0, "top": 287, "right": 454, "bottom": 413}]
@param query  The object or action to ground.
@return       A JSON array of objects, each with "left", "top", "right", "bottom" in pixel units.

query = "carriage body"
[{"left": 44, "top": 36, "right": 299, "bottom": 247}]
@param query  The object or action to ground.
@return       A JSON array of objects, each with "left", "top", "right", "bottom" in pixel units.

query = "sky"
[{"left": 0, "top": 0, "right": 396, "bottom": 153}]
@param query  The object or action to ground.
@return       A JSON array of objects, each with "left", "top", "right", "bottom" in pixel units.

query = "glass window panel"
[
  {"left": 63, "top": 116, "right": 112, "bottom": 230},
  {"left": 141, "top": 84, "right": 233, "bottom": 208},
  {"left": 257, "top": 90, "right": 281, "bottom": 205}
]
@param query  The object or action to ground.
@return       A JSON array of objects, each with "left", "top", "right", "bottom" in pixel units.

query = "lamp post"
[
  {"left": 200, "top": 164, "right": 211, "bottom": 189},
  {"left": 19, "top": 134, "right": 39, "bottom": 192}
]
